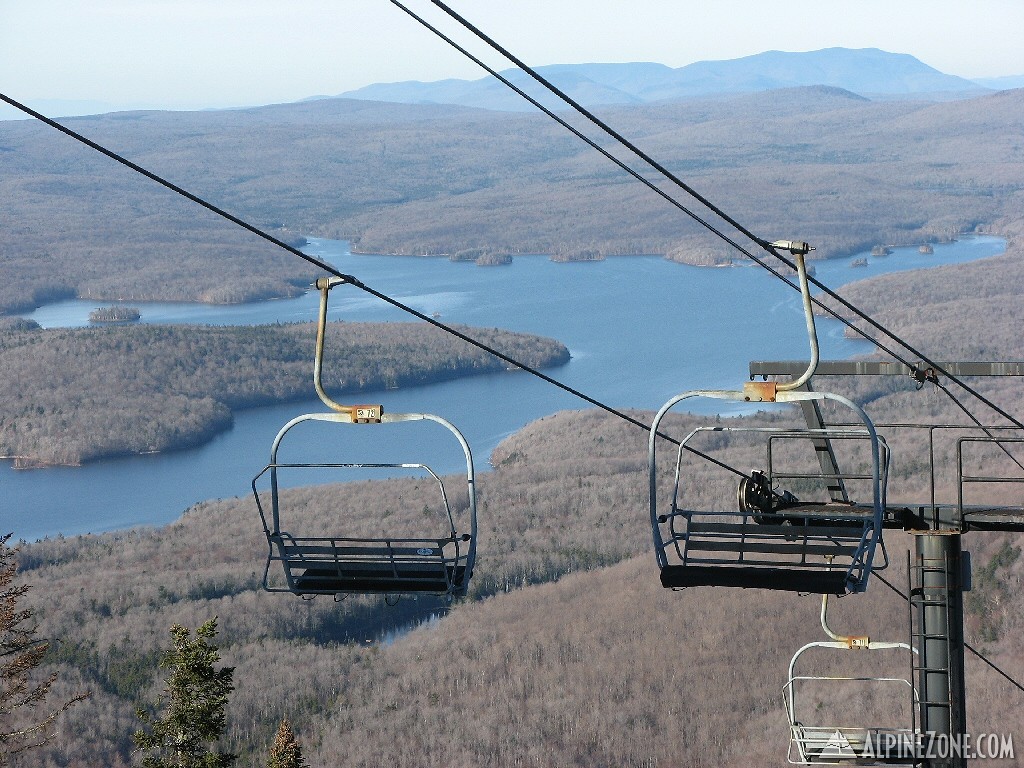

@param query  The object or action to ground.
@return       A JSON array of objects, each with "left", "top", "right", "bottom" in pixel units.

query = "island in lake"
[
  {"left": 475, "top": 253, "right": 513, "bottom": 266},
  {"left": 550, "top": 249, "right": 605, "bottom": 263},
  {"left": 88, "top": 306, "right": 141, "bottom": 323}
]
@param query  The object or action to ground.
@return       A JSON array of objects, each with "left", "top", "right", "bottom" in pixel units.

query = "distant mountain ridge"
[
  {"left": 2, "top": 48, "right": 1014, "bottom": 121},
  {"left": 340, "top": 47, "right": 992, "bottom": 111},
  {"left": 973, "top": 74, "right": 1024, "bottom": 90}
]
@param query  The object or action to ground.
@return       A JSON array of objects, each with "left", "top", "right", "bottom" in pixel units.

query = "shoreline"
[
  {"left": 3, "top": 233, "right": 1009, "bottom": 542},
  {"left": 353, "top": 232, "right": 992, "bottom": 268},
  {"left": 6, "top": 232, "right": 1005, "bottom": 320},
  {"left": 3, "top": 235, "right": 1003, "bottom": 468}
]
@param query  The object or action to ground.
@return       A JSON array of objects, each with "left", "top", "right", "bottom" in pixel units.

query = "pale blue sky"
[{"left": 2, "top": 0, "right": 1023, "bottom": 113}]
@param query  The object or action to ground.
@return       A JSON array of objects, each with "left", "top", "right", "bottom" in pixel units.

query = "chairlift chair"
[
  {"left": 785, "top": 594, "right": 919, "bottom": 765},
  {"left": 253, "top": 277, "right": 478, "bottom": 599},
  {"left": 649, "top": 242, "right": 888, "bottom": 595}
]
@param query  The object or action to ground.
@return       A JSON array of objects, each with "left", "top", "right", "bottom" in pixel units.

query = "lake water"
[{"left": 3, "top": 236, "right": 1006, "bottom": 541}]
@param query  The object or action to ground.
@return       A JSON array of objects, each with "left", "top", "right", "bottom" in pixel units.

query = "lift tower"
[{"left": 749, "top": 360, "right": 1024, "bottom": 768}]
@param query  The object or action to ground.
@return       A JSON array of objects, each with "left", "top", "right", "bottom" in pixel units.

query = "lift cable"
[
  {"left": 418, "top": 0, "right": 772, "bottom": 251},
  {"left": 933, "top": 378, "right": 1024, "bottom": 475},
  {"left": 388, "top": 0, "right": 927, "bottom": 374},
  {"left": 418, "top": 0, "right": 1024, "bottom": 433},
  {"left": 0, "top": 90, "right": 745, "bottom": 479},
  {"left": 874, "top": 571, "right": 1024, "bottom": 696},
  {"left": 387, "top": 0, "right": 758, "bottom": 261}
]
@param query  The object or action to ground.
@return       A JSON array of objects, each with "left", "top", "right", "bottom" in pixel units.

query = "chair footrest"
[{"left": 661, "top": 565, "right": 850, "bottom": 594}]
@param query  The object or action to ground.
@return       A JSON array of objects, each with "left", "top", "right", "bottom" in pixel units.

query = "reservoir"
[{"left": 4, "top": 235, "right": 1006, "bottom": 541}]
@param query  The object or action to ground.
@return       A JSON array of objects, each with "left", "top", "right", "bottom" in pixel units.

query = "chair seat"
[
  {"left": 293, "top": 565, "right": 467, "bottom": 595},
  {"left": 661, "top": 565, "right": 850, "bottom": 594}
]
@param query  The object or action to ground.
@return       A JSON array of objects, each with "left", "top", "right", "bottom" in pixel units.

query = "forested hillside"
[
  {"left": 5, "top": 233, "right": 1023, "bottom": 766},
  {"left": 819, "top": 220, "right": 1024, "bottom": 360},
  {"left": 0, "top": 321, "right": 568, "bottom": 465},
  {"left": 11, "top": 403, "right": 1023, "bottom": 767},
  {"left": 2, "top": 87, "right": 1023, "bottom": 311}
]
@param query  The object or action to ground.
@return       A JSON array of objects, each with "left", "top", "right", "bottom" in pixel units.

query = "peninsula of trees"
[{"left": 0, "top": 321, "right": 568, "bottom": 466}]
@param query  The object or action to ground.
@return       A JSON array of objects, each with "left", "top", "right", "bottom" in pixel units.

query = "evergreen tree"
[
  {"left": 267, "top": 718, "right": 308, "bottom": 768},
  {"left": 1, "top": 533, "right": 87, "bottom": 763},
  {"left": 133, "top": 618, "right": 236, "bottom": 768}
]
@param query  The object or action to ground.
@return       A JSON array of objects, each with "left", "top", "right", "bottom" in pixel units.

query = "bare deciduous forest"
[
  {"left": 1, "top": 87, "right": 1023, "bottom": 312},
  {"left": 2, "top": 81, "right": 1024, "bottom": 766},
  {"left": 9, "top": 400, "right": 1024, "bottom": 766}
]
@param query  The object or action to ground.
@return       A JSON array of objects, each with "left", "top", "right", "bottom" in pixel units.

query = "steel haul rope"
[
  {"left": 0, "top": 90, "right": 745, "bottom": 477},
  {"left": 416, "top": 0, "right": 1024, "bottom": 433},
  {"left": 874, "top": 571, "right": 1024, "bottom": 696}
]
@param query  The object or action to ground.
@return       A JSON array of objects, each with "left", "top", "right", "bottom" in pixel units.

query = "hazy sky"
[{"left": 2, "top": 0, "right": 1023, "bottom": 112}]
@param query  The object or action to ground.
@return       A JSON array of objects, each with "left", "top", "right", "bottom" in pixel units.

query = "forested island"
[
  {"left": 550, "top": 248, "right": 605, "bottom": 263},
  {"left": 448, "top": 248, "right": 514, "bottom": 265},
  {"left": 475, "top": 252, "right": 513, "bottom": 266},
  {"left": 664, "top": 241, "right": 734, "bottom": 266},
  {"left": 88, "top": 305, "right": 141, "bottom": 323},
  {"left": 1, "top": 88, "right": 1022, "bottom": 311},
  {"left": 450, "top": 248, "right": 487, "bottom": 262},
  {"left": 0, "top": 321, "right": 568, "bottom": 466}
]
